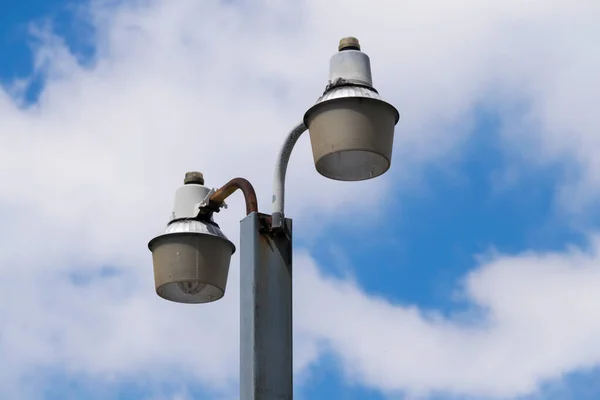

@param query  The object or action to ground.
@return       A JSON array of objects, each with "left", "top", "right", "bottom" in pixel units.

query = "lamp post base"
[{"left": 240, "top": 212, "right": 293, "bottom": 399}]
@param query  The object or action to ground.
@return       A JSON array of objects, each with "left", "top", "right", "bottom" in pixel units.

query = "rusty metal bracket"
[
  {"left": 258, "top": 213, "right": 291, "bottom": 241},
  {"left": 210, "top": 177, "right": 258, "bottom": 216},
  {"left": 198, "top": 177, "right": 258, "bottom": 218},
  {"left": 258, "top": 213, "right": 272, "bottom": 234}
]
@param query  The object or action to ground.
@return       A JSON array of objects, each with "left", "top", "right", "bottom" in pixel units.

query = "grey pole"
[
  {"left": 240, "top": 212, "right": 293, "bottom": 399},
  {"left": 239, "top": 122, "right": 309, "bottom": 399}
]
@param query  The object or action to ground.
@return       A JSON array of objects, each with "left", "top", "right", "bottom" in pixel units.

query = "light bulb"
[{"left": 177, "top": 281, "right": 206, "bottom": 295}]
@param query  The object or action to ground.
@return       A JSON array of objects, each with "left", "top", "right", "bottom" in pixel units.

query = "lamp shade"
[
  {"left": 148, "top": 219, "right": 235, "bottom": 304},
  {"left": 304, "top": 86, "right": 399, "bottom": 181}
]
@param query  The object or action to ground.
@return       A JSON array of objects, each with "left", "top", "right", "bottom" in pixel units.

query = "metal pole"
[
  {"left": 239, "top": 121, "right": 305, "bottom": 398},
  {"left": 240, "top": 212, "right": 293, "bottom": 399}
]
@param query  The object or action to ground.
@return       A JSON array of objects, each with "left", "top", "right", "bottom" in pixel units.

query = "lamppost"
[{"left": 148, "top": 37, "right": 399, "bottom": 399}]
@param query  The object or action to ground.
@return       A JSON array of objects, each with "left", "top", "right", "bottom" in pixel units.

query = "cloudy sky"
[{"left": 1, "top": 0, "right": 600, "bottom": 399}]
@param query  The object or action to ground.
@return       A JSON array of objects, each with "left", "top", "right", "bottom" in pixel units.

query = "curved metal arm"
[
  {"left": 209, "top": 178, "right": 258, "bottom": 215},
  {"left": 271, "top": 122, "right": 308, "bottom": 229}
]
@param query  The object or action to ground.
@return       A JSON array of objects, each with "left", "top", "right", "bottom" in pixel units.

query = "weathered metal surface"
[
  {"left": 240, "top": 212, "right": 293, "bottom": 399},
  {"left": 209, "top": 177, "right": 259, "bottom": 215}
]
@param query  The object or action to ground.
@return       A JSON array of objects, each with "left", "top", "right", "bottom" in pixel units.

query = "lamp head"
[
  {"left": 304, "top": 37, "right": 399, "bottom": 181},
  {"left": 148, "top": 173, "right": 235, "bottom": 304}
]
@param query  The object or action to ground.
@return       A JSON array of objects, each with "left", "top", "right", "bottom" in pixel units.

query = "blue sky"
[{"left": 1, "top": 1, "right": 600, "bottom": 400}]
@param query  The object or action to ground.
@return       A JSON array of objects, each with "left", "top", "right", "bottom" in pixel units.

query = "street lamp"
[{"left": 148, "top": 37, "right": 399, "bottom": 399}]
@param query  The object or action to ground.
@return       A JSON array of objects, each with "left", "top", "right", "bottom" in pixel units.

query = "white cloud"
[
  {"left": 295, "top": 237, "right": 600, "bottom": 398},
  {"left": 0, "top": 0, "right": 599, "bottom": 398}
]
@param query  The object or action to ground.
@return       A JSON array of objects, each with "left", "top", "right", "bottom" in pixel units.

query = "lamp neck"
[{"left": 271, "top": 122, "right": 308, "bottom": 230}]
